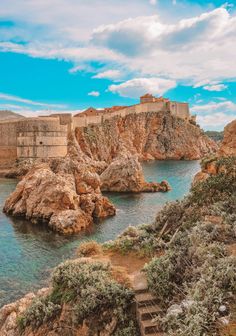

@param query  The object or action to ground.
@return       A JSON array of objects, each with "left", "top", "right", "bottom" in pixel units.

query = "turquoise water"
[{"left": 0, "top": 160, "right": 200, "bottom": 307}]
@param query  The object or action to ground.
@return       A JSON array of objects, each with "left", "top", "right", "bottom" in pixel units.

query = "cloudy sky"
[{"left": 0, "top": 0, "right": 236, "bottom": 130}]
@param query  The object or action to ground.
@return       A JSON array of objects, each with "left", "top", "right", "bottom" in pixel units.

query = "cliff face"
[
  {"left": 75, "top": 111, "right": 217, "bottom": 162},
  {"left": 193, "top": 119, "right": 236, "bottom": 184},
  {"left": 218, "top": 120, "right": 236, "bottom": 157}
]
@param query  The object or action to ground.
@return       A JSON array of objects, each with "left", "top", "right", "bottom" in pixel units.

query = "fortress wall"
[
  {"left": 86, "top": 115, "right": 102, "bottom": 124},
  {"left": 17, "top": 118, "right": 68, "bottom": 159},
  {"left": 72, "top": 116, "right": 87, "bottom": 128},
  {"left": 73, "top": 100, "right": 190, "bottom": 133},
  {"left": 0, "top": 121, "right": 18, "bottom": 166},
  {"left": 169, "top": 102, "right": 190, "bottom": 119}
]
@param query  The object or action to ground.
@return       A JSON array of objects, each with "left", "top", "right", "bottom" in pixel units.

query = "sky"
[{"left": 0, "top": 0, "right": 236, "bottom": 130}]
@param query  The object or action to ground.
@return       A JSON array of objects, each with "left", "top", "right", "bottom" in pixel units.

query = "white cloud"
[
  {"left": 197, "top": 113, "right": 235, "bottom": 130},
  {"left": 0, "top": 0, "right": 154, "bottom": 42},
  {"left": 109, "top": 77, "right": 176, "bottom": 98},
  {"left": 0, "top": 2, "right": 236, "bottom": 96},
  {"left": 203, "top": 84, "right": 227, "bottom": 91},
  {"left": 92, "top": 70, "right": 122, "bottom": 80},
  {"left": 194, "top": 80, "right": 228, "bottom": 91},
  {"left": 192, "top": 100, "right": 236, "bottom": 114},
  {"left": 191, "top": 100, "right": 236, "bottom": 130},
  {"left": 149, "top": 0, "right": 157, "bottom": 5},
  {"left": 88, "top": 91, "right": 100, "bottom": 97},
  {"left": 0, "top": 92, "right": 66, "bottom": 108},
  {"left": 92, "top": 8, "right": 236, "bottom": 83}
]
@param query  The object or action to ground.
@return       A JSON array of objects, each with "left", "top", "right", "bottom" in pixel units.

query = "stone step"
[
  {"left": 140, "top": 318, "right": 160, "bottom": 334},
  {"left": 134, "top": 287, "right": 149, "bottom": 294},
  {"left": 138, "top": 304, "right": 162, "bottom": 321},
  {"left": 145, "top": 333, "right": 164, "bottom": 336},
  {"left": 135, "top": 292, "right": 158, "bottom": 307}
]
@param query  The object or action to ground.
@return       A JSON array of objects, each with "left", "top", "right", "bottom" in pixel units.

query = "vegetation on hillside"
[
  {"left": 106, "top": 156, "right": 236, "bottom": 335},
  {"left": 205, "top": 130, "right": 224, "bottom": 142},
  {"left": 18, "top": 260, "right": 137, "bottom": 335}
]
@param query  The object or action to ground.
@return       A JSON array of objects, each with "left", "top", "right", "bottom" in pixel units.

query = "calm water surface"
[{"left": 0, "top": 160, "right": 200, "bottom": 306}]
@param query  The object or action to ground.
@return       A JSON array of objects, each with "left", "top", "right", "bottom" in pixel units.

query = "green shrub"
[
  {"left": 190, "top": 172, "right": 236, "bottom": 206},
  {"left": 19, "top": 259, "right": 136, "bottom": 333},
  {"left": 18, "top": 297, "right": 61, "bottom": 329}
]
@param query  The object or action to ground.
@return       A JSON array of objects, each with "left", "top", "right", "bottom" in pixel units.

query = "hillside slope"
[{"left": 0, "top": 110, "right": 25, "bottom": 121}]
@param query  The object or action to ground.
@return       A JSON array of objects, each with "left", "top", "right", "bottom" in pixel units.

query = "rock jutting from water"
[
  {"left": 3, "top": 160, "right": 116, "bottom": 234},
  {"left": 3, "top": 154, "right": 170, "bottom": 233},
  {"left": 100, "top": 154, "right": 171, "bottom": 192}
]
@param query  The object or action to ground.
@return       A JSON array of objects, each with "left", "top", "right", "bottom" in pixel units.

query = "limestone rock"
[
  {"left": 218, "top": 119, "right": 236, "bottom": 157},
  {"left": 193, "top": 119, "right": 236, "bottom": 185},
  {"left": 75, "top": 111, "right": 217, "bottom": 162},
  {"left": 100, "top": 155, "right": 171, "bottom": 192},
  {"left": 0, "top": 289, "right": 49, "bottom": 336},
  {"left": 3, "top": 163, "right": 115, "bottom": 234}
]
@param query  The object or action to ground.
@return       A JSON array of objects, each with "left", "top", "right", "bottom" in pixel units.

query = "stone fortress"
[{"left": 0, "top": 94, "right": 196, "bottom": 167}]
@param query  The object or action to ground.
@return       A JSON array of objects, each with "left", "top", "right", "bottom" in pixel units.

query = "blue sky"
[{"left": 0, "top": 0, "right": 236, "bottom": 130}]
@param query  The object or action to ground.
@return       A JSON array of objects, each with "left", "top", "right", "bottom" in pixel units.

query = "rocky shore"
[{"left": 0, "top": 119, "right": 235, "bottom": 336}]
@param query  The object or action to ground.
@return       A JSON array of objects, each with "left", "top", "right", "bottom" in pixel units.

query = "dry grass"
[
  {"left": 77, "top": 241, "right": 103, "bottom": 257},
  {"left": 111, "top": 266, "right": 132, "bottom": 288}
]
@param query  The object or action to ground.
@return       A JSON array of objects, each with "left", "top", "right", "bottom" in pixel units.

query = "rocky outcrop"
[
  {"left": 100, "top": 155, "right": 171, "bottom": 192},
  {"left": 218, "top": 120, "right": 236, "bottom": 157},
  {"left": 193, "top": 119, "right": 236, "bottom": 185},
  {"left": 75, "top": 111, "right": 217, "bottom": 162},
  {"left": 0, "top": 288, "right": 49, "bottom": 336},
  {"left": 3, "top": 161, "right": 116, "bottom": 234}
]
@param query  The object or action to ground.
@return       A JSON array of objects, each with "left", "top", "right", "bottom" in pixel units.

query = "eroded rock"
[
  {"left": 100, "top": 155, "right": 171, "bottom": 193},
  {"left": 3, "top": 162, "right": 115, "bottom": 234}
]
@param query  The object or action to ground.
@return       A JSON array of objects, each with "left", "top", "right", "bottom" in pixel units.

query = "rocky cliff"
[
  {"left": 75, "top": 111, "right": 217, "bottom": 162},
  {"left": 218, "top": 119, "right": 236, "bottom": 157},
  {"left": 193, "top": 119, "right": 236, "bottom": 184}
]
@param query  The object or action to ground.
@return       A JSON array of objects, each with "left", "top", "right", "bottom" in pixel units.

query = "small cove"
[{"left": 0, "top": 160, "right": 200, "bottom": 307}]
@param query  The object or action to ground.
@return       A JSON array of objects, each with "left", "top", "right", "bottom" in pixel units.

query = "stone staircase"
[{"left": 131, "top": 271, "right": 164, "bottom": 336}]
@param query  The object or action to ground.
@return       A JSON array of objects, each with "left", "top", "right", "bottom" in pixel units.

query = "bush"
[
  {"left": 19, "top": 259, "right": 137, "bottom": 334},
  {"left": 18, "top": 297, "right": 61, "bottom": 329},
  {"left": 77, "top": 240, "right": 102, "bottom": 257},
  {"left": 190, "top": 172, "right": 236, "bottom": 206}
]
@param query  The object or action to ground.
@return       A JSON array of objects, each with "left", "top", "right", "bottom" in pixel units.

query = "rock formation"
[
  {"left": 3, "top": 160, "right": 116, "bottom": 234},
  {"left": 0, "top": 288, "right": 49, "bottom": 336},
  {"left": 218, "top": 119, "right": 236, "bottom": 157},
  {"left": 100, "top": 155, "right": 171, "bottom": 192},
  {"left": 75, "top": 111, "right": 217, "bottom": 162},
  {"left": 193, "top": 119, "right": 236, "bottom": 185}
]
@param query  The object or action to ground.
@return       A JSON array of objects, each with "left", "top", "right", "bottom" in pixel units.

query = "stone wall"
[
  {"left": 0, "top": 99, "right": 191, "bottom": 167},
  {"left": 168, "top": 102, "right": 189, "bottom": 120},
  {"left": 0, "top": 120, "right": 18, "bottom": 166},
  {"left": 16, "top": 118, "right": 68, "bottom": 159},
  {"left": 72, "top": 101, "right": 176, "bottom": 128}
]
